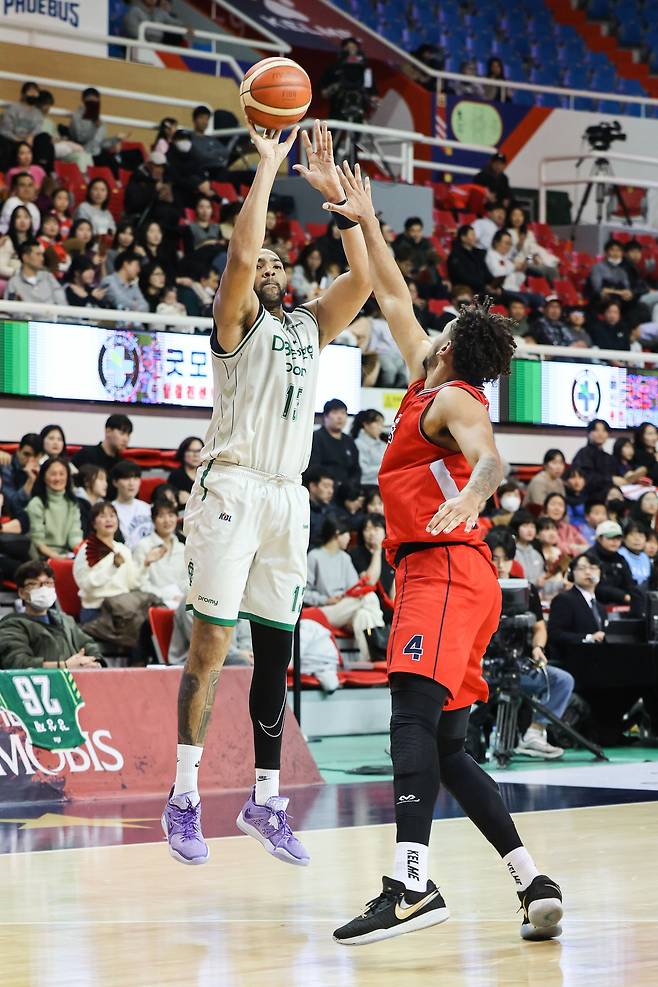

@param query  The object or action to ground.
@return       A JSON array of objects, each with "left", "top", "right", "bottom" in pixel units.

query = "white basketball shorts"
[{"left": 183, "top": 462, "right": 310, "bottom": 631}]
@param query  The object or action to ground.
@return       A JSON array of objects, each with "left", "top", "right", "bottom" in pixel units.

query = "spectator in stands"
[
  {"left": 26, "top": 456, "right": 83, "bottom": 560},
  {"left": 6, "top": 240, "right": 66, "bottom": 313},
  {"left": 612, "top": 435, "right": 647, "bottom": 483},
  {"left": 73, "top": 501, "right": 139, "bottom": 623},
  {"left": 605, "top": 486, "right": 627, "bottom": 527},
  {"left": 110, "top": 461, "right": 152, "bottom": 549},
  {"left": 589, "top": 299, "right": 631, "bottom": 351},
  {"left": 6, "top": 141, "right": 46, "bottom": 193},
  {"left": 153, "top": 117, "right": 178, "bottom": 156},
  {"left": 447, "top": 224, "right": 491, "bottom": 294},
  {"left": 486, "top": 528, "right": 573, "bottom": 759},
  {"left": 333, "top": 483, "right": 365, "bottom": 532},
  {"left": 0, "top": 172, "right": 40, "bottom": 234},
  {"left": 364, "top": 488, "right": 384, "bottom": 515},
  {"left": 184, "top": 196, "right": 220, "bottom": 254},
  {"left": 631, "top": 422, "right": 658, "bottom": 484},
  {"left": 646, "top": 530, "right": 658, "bottom": 588},
  {"left": 393, "top": 217, "right": 438, "bottom": 280},
  {"left": 50, "top": 189, "right": 73, "bottom": 240},
  {"left": 481, "top": 57, "right": 511, "bottom": 103},
  {"left": 177, "top": 266, "right": 218, "bottom": 317},
  {"left": 566, "top": 309, "right": 592, "bottom": 348},
  {"left": 451, "top": 59, "right": 485, "bottom": 98},
  {"left": 350, "top": 513, "right": 394, "bottom": 615},
  {"left": 536, "top": 516, "right": 570, "bottom": 601},
  {"left": 63, "top": 217, "right": 96, "bottom": 261},
  {"left": 351, "top": 409, "right": 385, "bottom": 487},
  {"left": 564, "top": 466, "right": 587, "bottom": 523},
  {"left": 100, "top": 249, "right": 149, "bottom": 312},
  {"left": 506, "top": 205, "right": 558, "bottom": 284},
  {"left": 473, "top": 202, "right": 507, "bottom": 251},
  {"left": 524, "top": 448, "right": 566, "bottom": 508},
  {"left": 69, "top": 88, "right": 114, "bottom": 162},
  {"left": 124, "top": 0, "right": 184, "bottom": 42},
  {"left": 621, "top": 239, "right": 656, "bottom": 319},
  {"left": 474, "top": 153, "right": 511, "bottom": 207},
  {"left": 37, "top": 425, "right": 68, "bottom": 466},
  {"left": 367, "top": 301, "right": 409, "bottom": 387},
  {"left": 75, "top": 464, "right": 108, "bottom": 536},
  {"left": 1, "top": 433, "right": 40, "bottom": 515},
  {"left": 156, "top": 285, "right": 186, "bottom": 323},
  {"left": 72, "top": 413, "right": 132, "bottom": 480},
  {"left": 486, "top": 230, "right": 543, "bottom": 309},
  {"left": 64, "top": 255, "right": 107, "bottom": 308},
  {"left": 139, "top": 262, "right": 167, "bottom": 312},
  {"left": 166, "top": 130, "right": 213, "bottom": 207},
  {"left": 619, "top": 520, "right": 651, "bottom": 588},
  {"left": 168, "top": 436, "right": 203, "bottom": 507},
  {"left": 305, "top": 516, "right": 384, "bottom": 661},
  {"left": 124, "top": 152, "right": 168, "bottom": 217},
  {"left": 74, "top": 178, "right": 116, "bottom": 237},
  {"left": 542, "top": 492, "right": 588, "bottom": 558},
  {"left": 0, "top": 561, "right": 103, "bottom": 670},
  {"left": 587, "top": 520, "right": 643, "bottom": 615},
  {"left": 532, "top": 296, "right": 574, "bottom": 347},
  {"left": 407, "top": 278, "right": 450, "bottom": 334},
  {"left": 0, "top": 81, "right": 43, "bottom": 149},
  {"left": 38, "top": 213, "right": 70, "bottom": 279},
  {"left": 306, "top": 468, "right": 336, "bottom": 548},
  {"left": 291, "top": 244, "right": 324, "bottom": 303},
  {"left": 572, "top": 418, "right": 623, "bottom": 495},
  {"left": 631, "top": 489, "right": 658, "bottom": 531},
  {"left": 574, "top": 497, "right": 608, "bottom": 545},
  {"left": 189, "top": 105, "right": 229, "bottom": 177},
  {"left": 105, "top": 222, "right": 136, "bottom": 275},
  {"left": 488, "top": 481, "right": 522, "bottom": 526},
  {"left": 0, "top": 205, "right": 34, "bottom": 288},
  {"left": 309, "top": 399, "right": 361, "bottom": 489},
  {"left": 136, "top": 220, "right": 176, "bottom": 279},
  {"left": 509, "top": 510, "right": 545, "bottom": 585},
  {"left": 313, "top": 218, "right": 347, "bottom": 270},
  {"left": 547, "top": 555, "right": 607, "bottom": 661},
  {"left": 587, "top": 239, "right": 633, "bottom": 312},
  {"left": 0, "top": 471, "right": 31, "bottom": 580},
  {"left": 133, "top": 501, "right": 186, "bottom": 609},
  {"left": 507, "top": 298, "right": 532, "bottom": 338}
]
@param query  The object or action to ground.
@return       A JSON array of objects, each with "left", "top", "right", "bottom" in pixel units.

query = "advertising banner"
[
  {"left": 0, "top": 2, "right": 109, "bottom": 56},
  {"left": 0, "top": 670, "right": 85, "bottom": 751},
  {"left": 0, "top": 320, "right": 362, "bottom": 414}
]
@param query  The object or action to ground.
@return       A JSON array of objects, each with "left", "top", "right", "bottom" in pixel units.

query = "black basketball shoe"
[
  {"left": 333, "top": 876, "right": 449, "bottom": 946},
  {"left": 518, "top": 874, "right": 563, "bottom": 941}
]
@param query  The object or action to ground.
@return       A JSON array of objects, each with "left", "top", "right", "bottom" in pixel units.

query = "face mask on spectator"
[
  {"left": 175, "top": 139, "right": 192, "bottom": 153},
  {"left": 24, "top": 94, "right": 39, "bottom": 106},
  {"left": 29, "top": 586, "right": 57, "bottom": 610},
  {"left": 500, "top": 493, "right": 521, "bottom": 512},
  {"left": 607, "top": 257, "right": 622, "bottom": 266}
]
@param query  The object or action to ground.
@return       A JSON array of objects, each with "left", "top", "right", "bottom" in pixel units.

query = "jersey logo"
[
  {"left": 188, "top": 560, "right": 194, "bottom": 587},
  {"left": 218, "top": 512, "right": 232, "bottom": 522},
  {"left": 402, "top": 634, "right": 424, "bottom": 661}
]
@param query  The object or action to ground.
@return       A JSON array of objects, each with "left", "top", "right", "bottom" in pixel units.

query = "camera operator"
[
  {"left": 320, "top": 37, "right": 378, "bottom": 124},
  {"left": 486, "top": 529, "right": 575, "bottom": 760}
]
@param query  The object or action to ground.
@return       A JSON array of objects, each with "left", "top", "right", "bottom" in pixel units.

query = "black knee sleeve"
[
  {"left": 390, "top": 673, "right": 449, "bottom": 846},
  {"left": 248, "top": 622, "right": 293, "bottom": 769}
]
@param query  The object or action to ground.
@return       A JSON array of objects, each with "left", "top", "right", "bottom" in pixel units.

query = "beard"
[{"left": 256, "top": 282, "right": 284, "bottom": 309}]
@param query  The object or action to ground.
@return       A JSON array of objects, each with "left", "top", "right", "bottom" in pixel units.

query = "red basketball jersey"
[{"left": 379, "top": 378, "right": 490, "bottom": 560}]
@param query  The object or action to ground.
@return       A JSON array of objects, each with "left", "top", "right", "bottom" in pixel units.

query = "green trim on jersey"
[
  {"left": 185, "top": 604, "right": 237, "bottom": 627},
  {"left": 238, "top": 610, "right": 296, "bottom": 632},
  {"left": 199, "top": 457, "right": 215, "bottom": 502},
  {"left": 214, "top": 305, "right": 267, "bottom": 360}
]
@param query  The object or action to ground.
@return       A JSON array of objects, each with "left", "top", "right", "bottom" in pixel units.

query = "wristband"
[{"left": 333, "top": 199, "right": 358, "bottom": 230}]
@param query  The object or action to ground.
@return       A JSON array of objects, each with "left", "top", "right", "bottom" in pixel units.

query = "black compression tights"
[
  {"left": 248, "top": 622, "right": 294, "bottom": 770},
  {"left": 390, "top": 673, "right": 523, "bottom": 855}
]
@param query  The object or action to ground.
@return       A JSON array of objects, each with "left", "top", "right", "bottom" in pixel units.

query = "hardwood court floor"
[{"left": 2, "top": 802, "right": 657, "bottom": 987}]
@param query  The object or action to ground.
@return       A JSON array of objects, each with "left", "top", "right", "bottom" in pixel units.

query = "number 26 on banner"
[{"left": 403, "top": 634, "right": 424, "bottom": 662}]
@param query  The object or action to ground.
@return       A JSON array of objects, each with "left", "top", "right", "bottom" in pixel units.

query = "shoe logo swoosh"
[
  {"left": 258, "top": 688, "right": 287, "bottom": 739},
  {"left": 394, "top": 890, "right": 439, "bottom": 921}
]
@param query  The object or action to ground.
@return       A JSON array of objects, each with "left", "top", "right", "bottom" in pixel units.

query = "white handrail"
[
  {"left": 136, "top": 20, "right": 288, "bottom": 54},
  {"left": 0, "top": 98, "right": 158, "bottom": 131},
  {"left": 538, "top": 152, "right": 658, "bottom": 222},
  {"left": 211, "top": 0, "right": 291, "bottom": 51},
  {"left": 2, "top": 302, "right": 658, "bottom": 367}
]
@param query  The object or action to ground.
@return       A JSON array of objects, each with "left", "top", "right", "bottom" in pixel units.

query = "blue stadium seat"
[
  {"left": 617, "top": 20, "right": 644, "bottom": 46},
  {"left": 587, "top": 0, "right": 614, "bottom": 19}
]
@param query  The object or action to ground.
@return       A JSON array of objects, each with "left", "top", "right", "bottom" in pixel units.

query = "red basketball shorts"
[{"left": 387, "top": 543, "right": 502, "bottom": 710}]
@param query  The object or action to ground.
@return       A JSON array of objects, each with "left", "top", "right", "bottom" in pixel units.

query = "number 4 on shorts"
[{"left": 402, "top": 634, "right": 424, "bottom": 661}]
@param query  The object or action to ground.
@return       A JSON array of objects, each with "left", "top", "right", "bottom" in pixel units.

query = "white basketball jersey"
[{"left": 201, "top": 303, "right": 320, "bottom": 479}]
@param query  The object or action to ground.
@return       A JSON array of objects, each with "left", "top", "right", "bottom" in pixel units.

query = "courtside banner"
[
  {"left": 0, "top": 668, "right": 322, "bottom": 806},
  {"left": 0, "top": 2, "right": 109, "bottom": 56},
  {"left": 0, "top": 320, "right": 362, "bottom": 414}
]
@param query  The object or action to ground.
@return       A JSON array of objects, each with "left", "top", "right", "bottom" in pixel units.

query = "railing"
[
  {"left": 538, "top": 152, "right": 658, "bottom": 223},
  {"left": 136, "top": 20, "right": 289, "bottom": 56},
  {"left": 2, "top": 301, "right": 658, "bottom": 368}
]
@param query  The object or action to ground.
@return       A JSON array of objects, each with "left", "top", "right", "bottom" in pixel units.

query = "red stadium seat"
[
  {"left": 149, "top": 607, "right": 175, "bottom": 664},
  {"left": 553, "top": 279, "right": 582, "bottom": 306},
  {"left": 526, "top": 276, "right": 552, "bottom": 296},
  {"left": 428, "top": 298, "right": 451, "bottom": 315},
  {"left": 54, "top": 161, "right": 87, "bottom": 205},
  {"left": 306, "top": 222, "right": 327, "bottom": 239},
  {"left": 211, "top": 181, "right": 238, "bottom": 202},
  {"left": 108, "top": 187, "right": 125, "bottom": 222},
  {"left": 87, "top": 166, "right": 117, "bottom": 190},
  {"left": 50, "top": 558, "right": 80, "bottom": 620},
  {"left": 139, "top": 475, "right": 165, "bottom": 503}
]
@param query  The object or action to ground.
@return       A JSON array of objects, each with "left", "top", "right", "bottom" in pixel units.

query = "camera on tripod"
[
  {"left": 482, "top": 580, "right": 535, "bottom": 696},
  {"left": 583, "top": 120, "right": 627, "bottom": 152},
  {"left": 332, "top": 62, "right": 374, "bottom": 124}
]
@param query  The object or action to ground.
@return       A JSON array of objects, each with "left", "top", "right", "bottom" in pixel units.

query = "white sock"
[
  {"left": 254, "top": 768, "right": 279, "bottom": 805},
  {"left": 173, "top": 744, "right": 203, "bottom": 797},
  {"left": 394, "top": 841, "right": 428, "bottom": 894},
  {"left": 503, "top": 846, "right": 540, "bottom": 892}
]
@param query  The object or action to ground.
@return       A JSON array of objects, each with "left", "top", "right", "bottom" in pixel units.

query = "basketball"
[{"left": 239, "top": 56, "right": 312, "bottom": 130}]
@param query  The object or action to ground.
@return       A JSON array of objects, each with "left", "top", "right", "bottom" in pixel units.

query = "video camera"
[
  {"left": 482, "top": 579, "right": 536, "bottom": 693},
  {"left": 330, "top": 52, "right": 375, "bottom": 123},
  {"left": 583, "top": 120, "right": 627, "bottom": 153}
]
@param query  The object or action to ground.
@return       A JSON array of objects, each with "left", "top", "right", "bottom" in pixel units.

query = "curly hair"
[{"left": 450, "top": 297, "right": 516, "bottom": 386}]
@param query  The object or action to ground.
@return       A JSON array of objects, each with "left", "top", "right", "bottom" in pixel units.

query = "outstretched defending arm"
[
  {"left": 422, "top": 386, "right": 503, "bottom": 535},
  {"left": 213, "top": 124, "right": 298, "bottom": 352},
  {"left": 293, "top": 122, "right": 371, "bottom": 349},
  {"left": 324, "top": 163, "right": 431, "bottom": 379}
]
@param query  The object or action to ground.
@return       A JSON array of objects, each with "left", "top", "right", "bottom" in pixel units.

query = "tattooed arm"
[{"left": 421, "top": 386, "right": 503, "bottom": 536}]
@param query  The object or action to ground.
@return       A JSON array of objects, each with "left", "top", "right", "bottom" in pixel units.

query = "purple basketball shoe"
[
  {"left": 236, "top": 788, "right": 310, "bottom": 866},
  {"left": 161, "top": 788, "right": 210, "bottom": 865}
]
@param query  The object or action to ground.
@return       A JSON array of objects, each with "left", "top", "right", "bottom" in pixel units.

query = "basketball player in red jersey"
[{"left": 326, "top": 164, "right": 563, "bottom": 947}]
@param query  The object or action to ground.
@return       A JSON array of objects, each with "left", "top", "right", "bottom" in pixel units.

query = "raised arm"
[
  {"left": 293, "top": 122, "right": 370, "bottom": 348},
  {"left": 213, "top": 124, "right": 298, "bottom": 352},
  {"left": 324, "top": 162, "right": 430, "bottom": 379},
  {"left": 422, "top": 386, "right": 503, "bottom": 535}
]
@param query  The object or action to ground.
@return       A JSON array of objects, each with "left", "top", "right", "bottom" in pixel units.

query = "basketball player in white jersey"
[{"left": 162, "top": 121, "right": 371, "bottom": 865}]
